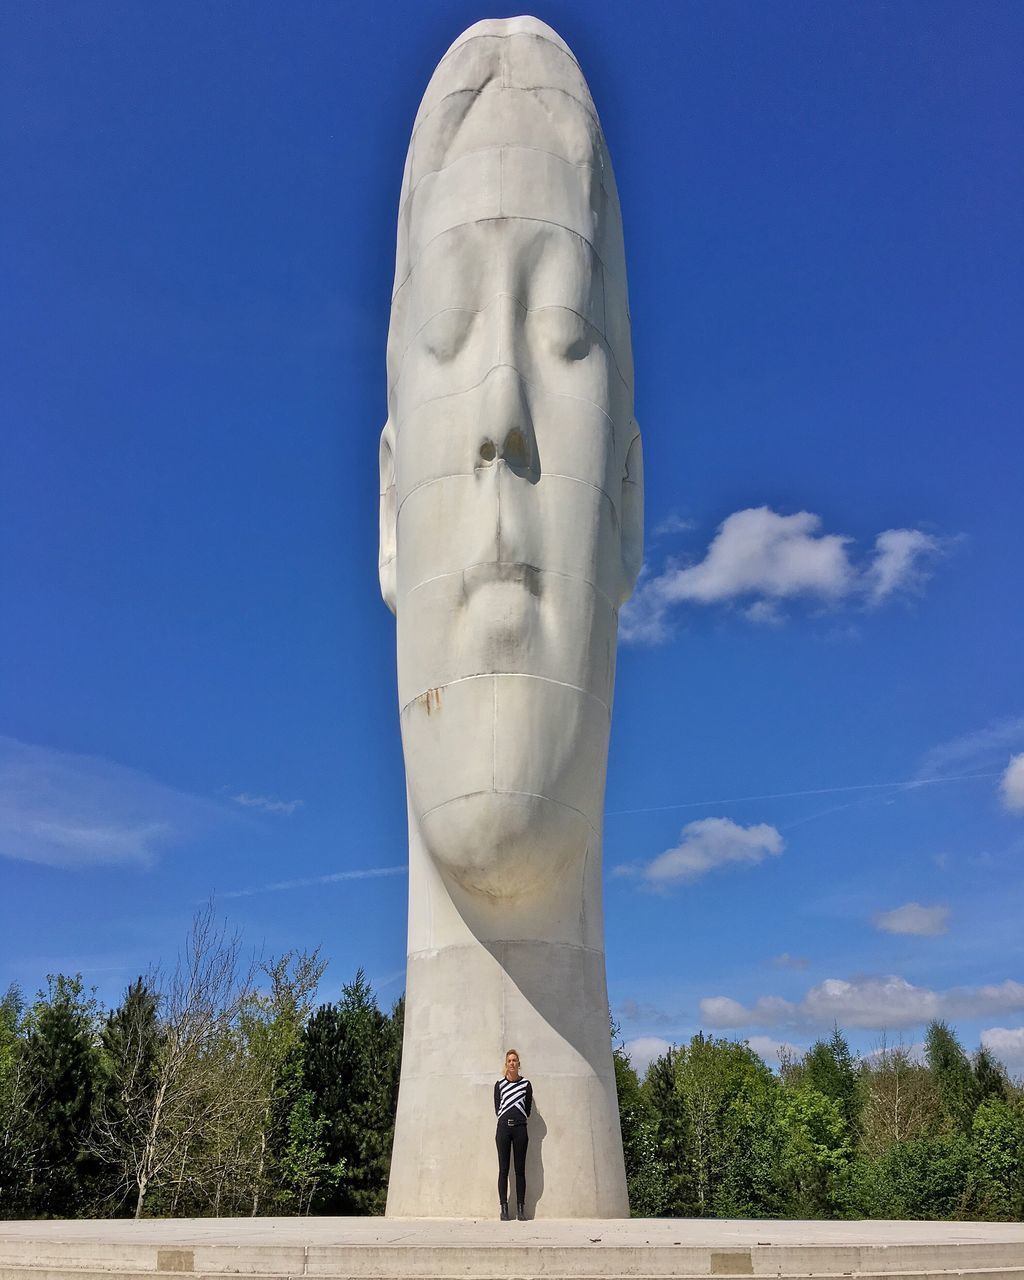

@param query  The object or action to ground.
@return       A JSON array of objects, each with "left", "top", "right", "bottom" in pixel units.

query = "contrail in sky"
[
  {"left": 605, "top": 771, "right": 1000, "bottom": 818},
  {"left": 220, "top": 865, "right": 406, "bottom": 899}
]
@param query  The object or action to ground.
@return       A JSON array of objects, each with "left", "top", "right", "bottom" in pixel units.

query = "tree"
[
  {"left": 0, "top": 985, "right": 32, "bottom": 1217},
  {"left": 672, "top": 1034, "right": 780, "bottom": 1217},
  {"left": 642, "top": 1046, "right": 692, "bottom": 1216},
  {"left": 92, "top": 976, "right": 162, "bottom": 1215},
  {"left": 22, "top": 974, "right": 99, "bottom": 1217},
  {"left": 972, "top": 1046, "right": 1009, "bottom": 1105},
  {"left": 124, "top": 904, "right": 255, "bottom": 1218},
  {"left": 301, "top": 971, "right": 402, "bottom": 1214},
  {"left": 612, "top": 1034, "right": 667, "bottom": 1217},
  {"left": 280, "top": 1091, "right": 346, "bottom": 1215},
  {"left": 860, "top": 1042, "right": 939, "bottom": 1156},
  {"left": 970, "top": 1096, "right": 1024, "bottom": 1219},
  {"left": 777, "top": 1085, "right": 851, "bottom": 1217},
  {"left": 925, "top": 1021, "right": 979, "bottom": 1134},
  {"left": 236, "top": 949, "right": 327, "bottom": 1215},
  {"left": 802, "top": 1028, "right": 862, "bottom": 1138}
]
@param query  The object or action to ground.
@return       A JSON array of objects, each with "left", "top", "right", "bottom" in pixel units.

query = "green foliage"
[
  {"left": 970, "top": 1096, "right": 1024, "bottom": 1219},
  {"left": 0, "top": 984, "right": 32, "bottom": 1217},
  {"left": 301, "top": 970, "right": 402, "bottom": 1214},
  {"left": 280, "top": 1090, "right": 346, "bottom": 1215},
  {"left": 641, "top": 1047, "right": 692, "bottom": 1215},
  {"left": 925, "top": 1020, "right": 979, "bottom": 1134},
  {"left": 847, "top": 1133, "right": 974, "bottom": 1219},
  {"left": 94, "top": 976, "right": 162, "bottom": 1215},
  {"left": 5, "top": 932, "right": 1024, "bottom": 1224},
  {"left": 777, "top": 1086, "right": 852, "bottom": 1217},
  {"left": 23, "top": 975, "right": 100, "bottom": 1217},
  {"left": 613, "top": 1041, "right": 668, "bottom": 1217},
  {"left": 972, "top": 1046, "right": 1009, "bottom": 1104},
  {"left": 801, "top": 1028, "right": 863, "bottom": 1137}
]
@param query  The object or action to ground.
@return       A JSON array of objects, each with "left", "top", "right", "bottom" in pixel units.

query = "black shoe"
[
  {"left": 500, "top": 1202, "right": 510, "bottom": 1221},
  {"left": 517, "top": 1202, "right": 528, "bottom": 1220}
]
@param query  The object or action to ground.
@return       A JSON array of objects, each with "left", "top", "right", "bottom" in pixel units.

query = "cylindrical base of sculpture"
[{"left": 386, "top": 940, "right": 628, "bottom": 1218}]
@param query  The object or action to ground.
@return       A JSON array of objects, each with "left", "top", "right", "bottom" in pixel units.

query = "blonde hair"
[{"left": 504, "top": 1048, "right": 520, "bottom": 1064}]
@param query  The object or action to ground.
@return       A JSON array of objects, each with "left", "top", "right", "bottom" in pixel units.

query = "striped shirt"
[{"left": 494, "top": 1076, "right": 533, "bottom": 1125}]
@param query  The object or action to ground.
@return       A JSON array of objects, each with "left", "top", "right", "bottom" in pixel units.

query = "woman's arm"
[
  {"left": 494, "top": 1080, "right": 500, "bottom": 1116},
  {"left": 525, "top": 1080, "right": 533, "bottom": 1117}
]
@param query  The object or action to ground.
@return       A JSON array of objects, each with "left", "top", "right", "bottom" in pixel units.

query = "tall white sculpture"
[{"left": 379, "top": 16, "right": 643, "bottom": 1218}]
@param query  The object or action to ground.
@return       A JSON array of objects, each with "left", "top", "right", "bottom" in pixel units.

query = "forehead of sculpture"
[{"left": 394, "top": 17, "right": 626, "bottom": 295}]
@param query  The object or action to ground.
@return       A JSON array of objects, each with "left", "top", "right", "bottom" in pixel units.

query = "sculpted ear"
[
  {"left": 379, "top": 419, "right": 397, "bottom": 614},
  {"left": 618, "top": 426, "right": 644, "bottom": 603}
]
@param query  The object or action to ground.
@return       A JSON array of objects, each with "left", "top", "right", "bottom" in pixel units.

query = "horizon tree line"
[{"left": 1, "top": 906, "right": 1021, "bottom": 1220}]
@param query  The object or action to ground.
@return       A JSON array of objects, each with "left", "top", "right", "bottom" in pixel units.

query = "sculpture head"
[{"left": 379, "top": 17, "right": 643, "bottom": 902}]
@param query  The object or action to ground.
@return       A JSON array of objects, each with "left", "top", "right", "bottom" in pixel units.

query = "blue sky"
[{"left": 3, "top": 1, "right": 1022, "bottom": 1077}]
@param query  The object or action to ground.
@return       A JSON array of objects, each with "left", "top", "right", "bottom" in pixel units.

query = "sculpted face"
[{"left": 380, "top": 22, "right": 642, "bottom": 901}]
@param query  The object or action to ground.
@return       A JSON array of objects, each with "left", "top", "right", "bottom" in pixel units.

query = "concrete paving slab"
[{"left": 2, "top": 1218, "right": 1024, "bottom": 1279}]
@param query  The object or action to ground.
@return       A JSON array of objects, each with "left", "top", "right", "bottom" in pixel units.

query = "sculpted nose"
[{"left": 478, "top": 365, "right": 539, "bottom": 480}]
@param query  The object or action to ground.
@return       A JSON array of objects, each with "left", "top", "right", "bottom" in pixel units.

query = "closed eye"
[
  {"left": 538, "top": 309, "right": 594, "bottom": 362},
  {"left": 422, "top": 309, "right": 476, "bottom": 363}
]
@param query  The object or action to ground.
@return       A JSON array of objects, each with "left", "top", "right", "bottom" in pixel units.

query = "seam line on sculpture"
[
  {"left": 419, "top": 788, "right": 600, "bottom": 840},
  {"left": 406, "top": 945, "right": 606, "bottom": 961},
  {"left": 410, "top": 83, "right": 598, "bottom": 154},
  {"left": 400, "top": 560, "right": 620, "bottom": 612},
  {"left": 389, "top": 301, "right": 630, "bottom": 396},
  {"left": 397, "top": 143, "right": 611, "bottom": 226},
  {"left": 391, "top": 216, "right": 619, "bottom": 305},
  {"left": 396, "top": 470, "right": 620, "bottom": 525},
  {"left": 388, "top": 360, "right": 627, "bottom": 430},
  {"left": 400, "top": 671, "right": 610, "bottom": 718},
  {"left": 436, "top": 30, "right": 584, "bottom": 76}
]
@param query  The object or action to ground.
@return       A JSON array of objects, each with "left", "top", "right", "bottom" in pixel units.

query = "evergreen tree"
[
  {"left": 301, "top": 971, "right": 401, "bottom": 1214},
  {"left": 925, "top": 1021, "right": 979, "bottom": 1134},
  {"left": 612, "top": 1036, "right": 667, "bottom": 1216},
  {"left": 972, "top": 1046, "right": 1009, "bottom": 1105},
  {"left": 23, "top": 975, "right": 99, "bottom": 1217},
  {"left": 642, "top": 1047, "right": 693, "bottom": 1215},
  {"left": 93, "top": 977, "right": 163, "bottom": 1215},
  {"left": 802, "top": 1028, "right": 862, "bottom": 1138}
]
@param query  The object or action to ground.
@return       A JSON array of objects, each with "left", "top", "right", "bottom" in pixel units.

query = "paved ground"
[
  {"left": 2, "top": 1217, "right": 1024, "bottom": 1245},
  {"left": 4, "top": 1217, "right": 1024, "bottom": 1278}
]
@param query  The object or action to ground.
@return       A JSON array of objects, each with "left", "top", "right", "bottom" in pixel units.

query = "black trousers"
[{"left": 495, "top": 1120, "right": 529, "bottom": 1204}]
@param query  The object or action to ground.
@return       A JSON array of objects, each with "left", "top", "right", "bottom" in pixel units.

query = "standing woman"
[{"left": 494, "top": 1048, "right": 532, "bottom": 1220}]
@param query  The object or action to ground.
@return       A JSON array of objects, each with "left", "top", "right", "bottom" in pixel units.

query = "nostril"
[
  {"left": 503, "top": 428, "right": 530, "bottom": 469},
  {"left": 479, "top": 440, "right": 496, "bottom": 463}
]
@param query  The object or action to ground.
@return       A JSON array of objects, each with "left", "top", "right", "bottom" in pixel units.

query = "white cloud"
[
  {"left": 864, "top": 528, "right": 942, "bottom": 605},
  {"left": 770, "top": 952, "right": 810, "bottom": 970},
  {"left": 621, "top": 507, "right": 947, "bottom": 643},
  {"left": 623, "top": 1036, "right": 674, "bottom": 1077},
  {"left": 231, "top": 792, "right": 304, "bottom": 816},
  {"left": 655, "top": 508, "right": 852, "bottom": 606},
  {"left": 0, "top": 736, "right": 219, "bottom": 869},
  {"left": 747, "top": 1035, "right": 805, "bottom": 1066},
  {"left": 1001, "top": 754, "right": 1024, "bottom": 813},
  {"left": 624, "top": 817, "right": 784, "bottom": 886},
  {"left": 652, "top": 512, "right": 695, "bottom": 538},
  {"left": 700, "top": 974, "right": 1024, "bottom": 1031},
  {"left": 874, "top": 902, "right": 951, "bottom": 936},
  {"left": 916, "top": 716, "right": 1024, "bottom": 781},
  {"left": 980, "top": 1027, "right": 1024, "bottom": 1075}
]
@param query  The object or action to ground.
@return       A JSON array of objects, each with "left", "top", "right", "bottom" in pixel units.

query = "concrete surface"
[
  {"left": 379, "top": 14, "right": 642, "bottom": 1217},
  {"left": 3, "top": 1217, "right": 1024, "bottom": 1278}
]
